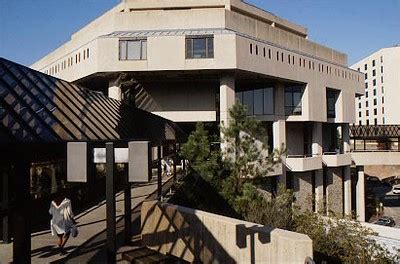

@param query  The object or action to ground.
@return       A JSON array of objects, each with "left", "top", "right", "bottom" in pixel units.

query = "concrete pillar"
[
  {"left": 293, "top": 172, "right": 313, "bottom": 212},
  {"left": 220, "top": 76, "right": 236, "bottom": 154},
  {"left": 356, "top": 167, "right": 365, "bottom": 221},
  {"left": 326, "top": 167, "right": 343, "bottom": 217},
  {"left": 342, "top": 124, "right": 350, "bottom": 153},
  {"left": 273, "top": 120, "right": 286, "bottom": 185},
  {"left": 314, "top": 169, "right": 324, "bottom": 213},
  {"left": 312, "top": 122, "right": 323, "bottom": 156},
  {"left": 108, "top": 86, "right": 122, "bottom": 101},
  {"left": 344, "top": 166, "right": 352, "bottom": 216}
]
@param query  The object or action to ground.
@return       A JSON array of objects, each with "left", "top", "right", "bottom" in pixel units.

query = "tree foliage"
[{"left": 180, "top": 102, "right": 399, "bottom": 263}]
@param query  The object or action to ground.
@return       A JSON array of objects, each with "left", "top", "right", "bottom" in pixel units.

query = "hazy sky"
[{"left": 0, "top": 0, "right": 399, "bottom": 66}]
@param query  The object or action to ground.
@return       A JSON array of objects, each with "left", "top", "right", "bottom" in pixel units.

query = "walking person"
[{"left": 49, "top": 189, "right": 77, "bottom": 255}]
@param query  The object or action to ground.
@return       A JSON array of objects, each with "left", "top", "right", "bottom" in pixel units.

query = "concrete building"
[
  {"left": 352, "top": 46, "right": 400, "bottom": 125},
  {"left": 31, "top": 0, "right": 364, "bottom": 217}
]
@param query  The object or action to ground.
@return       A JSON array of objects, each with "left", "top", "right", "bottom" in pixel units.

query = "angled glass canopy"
[{"left": 0, "top": 57, "right": 184, "bottom": 144}]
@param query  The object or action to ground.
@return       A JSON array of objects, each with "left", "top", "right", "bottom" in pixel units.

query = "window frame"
[
  {"left": 185, "top": 35, "right": 214, "bottom": 59},
  {"left": 119, "top": 39, "right": 147, "bottom": 61},
  {"left": 284, "top": 86, "right": 303, "bottom": 116}
]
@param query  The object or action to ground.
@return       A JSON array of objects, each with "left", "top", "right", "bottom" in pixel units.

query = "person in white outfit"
[{"left": 49, "top": 190, "right": 75, "bottom": 254}]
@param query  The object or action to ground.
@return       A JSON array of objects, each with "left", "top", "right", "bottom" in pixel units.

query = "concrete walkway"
[{"left": 0, "top": 173, "right": 177, "bottom": 264}]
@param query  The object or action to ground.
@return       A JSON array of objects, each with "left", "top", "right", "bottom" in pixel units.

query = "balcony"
[
  {"left": 267, "top": 162, "right": 283, "bottom": 176},
  {"left": 285, "top": 155, "right": 322, "bottom": 172},
  {"left": 322, "top": 152, "right": 352, "bottom": 167}
]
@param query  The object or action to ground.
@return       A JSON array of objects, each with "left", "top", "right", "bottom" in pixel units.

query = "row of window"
[
  {"left": 359, "top": 56, "right": 383, "bottom": 71},
  {"left": 45, "top": 48, "right": 90, "bottom": 76},
  {"left": 359, "top": 107, "right": 384, "bottom": 118},
  {"left": 248, "top": 42, "right": 360, "bottom": 82},
  {"left": 359, "top": 118, "right": 385, "bottom": 126},
  {"left": 118, "top": 36, "right": 215, "bottom": 61},
  {"left": 359, "top": 96, "right": 385, "bottom": 108}
]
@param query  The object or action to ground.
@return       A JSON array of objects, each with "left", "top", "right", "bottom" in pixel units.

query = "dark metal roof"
[{"left": 0, "top": 57, "right": 185, "bottom": 144}]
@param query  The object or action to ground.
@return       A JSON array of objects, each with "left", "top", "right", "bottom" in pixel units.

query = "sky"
[{"left": 0, "top": 0, "right": 399, "bottom": 66}]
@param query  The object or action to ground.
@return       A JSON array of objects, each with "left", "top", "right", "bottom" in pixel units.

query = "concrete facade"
[
  {"left": 141, "top": 201, "right": 313, "bottom": 263},
  {"left": 351, "top": 46, "right": 400, "bottom": 125},
  {"left": 31, "top": 0, "right": 363, "bottom": 219},
  {"left": 326, "top": 167, "right": 344, "bottom": 216}
]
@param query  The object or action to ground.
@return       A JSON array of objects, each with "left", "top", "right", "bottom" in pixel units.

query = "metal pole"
[
  {"left": 106, "top": 143, "right": 116, "bottom": 263},
  {"left": 13, "top": 161, "right": 31, "bottom": 264},
  {"left": 2, "top": 168, "right": 10, "bottom": 244},
  {"left": 157, "top": 145, "right": 162, "bottom": 200},
  {"left": 124, "top": 167, "right": 131, "bottom": 245}
]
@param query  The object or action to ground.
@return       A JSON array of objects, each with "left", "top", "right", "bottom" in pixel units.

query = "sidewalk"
[{"left": 0, "top": 173, "right": 175, "bottom": 264}]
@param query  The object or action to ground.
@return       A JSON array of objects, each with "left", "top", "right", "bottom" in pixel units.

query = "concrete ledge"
[
  {"left": 286, "top": 156, "right": 322, "bottom": 172},
  {"left": 352, "top": 152, "right": 400, "bottom": 166},
  {"left": 322, "top": 153, "right": 352, "bottom": 167},
  {"left": 141, "top": 201, "right": 313, "bottom": 263}
]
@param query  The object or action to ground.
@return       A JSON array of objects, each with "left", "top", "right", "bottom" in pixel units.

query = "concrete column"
[
  {"left": 220, "top": 76, "right": 236, "bottom": 154},
  {"left": 342, "top": 124, "right": 350, "bottom": 153},
  {"left": 314, "top": 169, "right": 324, "bottom": 213},
  {"left": 312, "top": 122, "right": 323, "bottom": 156},
  {"left": 326, "top": 167, "right": 343, "bottom": 217},
  {"left": 293, "top": 172, "right": 313, "bottom": 212},
  {"left": 356, "top": 167, "right": 365, "bottom": 221},
  {"left": 273, "top": 120, "right": 286, "bottom": 185},
  {"left": 344, "top": 166, "right": 352, "bottom": 216},
  {"left": 108, "top": 86, "right": 122, "bottom": 101}
]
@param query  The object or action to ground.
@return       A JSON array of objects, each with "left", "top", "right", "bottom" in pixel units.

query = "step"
[{"left": 122, "top": 247, "right": 186, "bottom": 264}]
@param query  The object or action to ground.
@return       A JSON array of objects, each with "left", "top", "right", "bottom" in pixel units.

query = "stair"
[{"left": 122, "top": 247, "right": 187, "bottom": 264}]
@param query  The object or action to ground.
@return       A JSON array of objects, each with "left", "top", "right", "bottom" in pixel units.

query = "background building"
[
  {"left": 352, "top": 46, "right": 400, "bottom": 125},
  {"left": 30, "top": 0, "right": 364, "bottom": 218}
]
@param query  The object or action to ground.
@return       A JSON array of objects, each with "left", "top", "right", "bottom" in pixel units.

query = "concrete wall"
[
  {"left": 364, "top": 165, "right": 400, "bottom": 179},
  {"left": 326, "top": 167, "right": 343, "bottom": 216},
  {"left": 141, "top": 201, "right": 313, "bottom": 263}
]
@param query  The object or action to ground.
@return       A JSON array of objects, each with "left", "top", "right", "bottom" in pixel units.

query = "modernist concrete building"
[
  {"left": 352, "top": 46, "right": 400, "bottom": 126},
  {"left": 31, "top": 0, "right": 364, "bottom": 217}
]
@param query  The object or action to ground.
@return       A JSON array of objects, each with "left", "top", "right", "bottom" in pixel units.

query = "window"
[
  {"left": 364, "top": 73, "right": 368, "bottom": 80},
  {"left": 120, "top": 39, "right": 147, "bottom": 60},
  {"left": 186, "top": 36, "right": 213, "bottom": 59},
  {"left": 366, "top": 110, "right": 369, "bottom": 117},
  {"left": 276, "top": 51, "right": 279, "bottom": 61},
  {"left": 285, "top": 86, "right": 303, "bottom": 116},
  {"left": 255, "top": 45, "right": 258, "bottom": 55},
  {"left": 357, "top": 67, "right": 360, "bottom": 72},
  {"left": 374, "top": 98, "right": 377, "bottom": 105},
  {"left": 382, "top": 97, "right": 385, "bottom": 103},
  {"left": 366, "top": 101, "right": 369, "bottom": 107},
  {"left": 382, "top": 86, "right": 384, "bottom": 93},
  {"left": 366, "top": 119, "right": 370, "bottom": 125},
  {"left": 373, "top": 79, "right": 376, "bottom": 86},
  {"left": 380, "top": 56, "right": 383, "bottom": 63},
  {"left": 364, "top": 64, "right": 367, "bottom": 70},
  {"left": 372, "top": 69, "right": 376, "bottom": 76},
  {"left": 365, "top": 82, "right": 368, "bottom": 89},
  {"left": 359, "top": 102, "right": 361, "bottom": 108},
  {"left": 87, "top": 48, "right": 90, "bottom": 59},
  {"left": 382, "top": 107, "right": 385, "bottom": 114},
  {"left": 374, "top": 118, "right": 377, "bottom": 125},
  {"left": 372, "top": 60, "right": 376, "bottom": 67},
  {"left": 250, "top": 43, "right": 253, "bottom": 54},
  {"left": 383, "top": 117, "right": 385, "bottom": 124},
  {"left": 366, "top": 91, "right": 368, "bottom": 98},
  {"left": 381, "top": 76, "right": 384, "bottom": 83},
  {"left": 373, "top": 89, "right": 377, "bottom": 96},
  {"left": 359, "top": 112, "right": 361, "bottom": 117},
  {"left": 326, "top": 89, "right": 339, "bottom": 118},
  {"left": 235, "top": 87, "right": 274, "bottom": 116},
  {"left": 374, "top": 109, "right": 377, "bottom": 115},
  {"left": 381, "top": 66, "right": 383, "bottom": 73},
  {"left": 263, "top": 47, "right": 266, "bottom": 57},
  {"left": 268, "top": 49, "right": 271, "bottom": 59}
]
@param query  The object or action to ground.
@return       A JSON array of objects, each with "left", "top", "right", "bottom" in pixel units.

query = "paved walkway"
[{"left": 0, "top": 172, "right": 178, "bottom": 264}]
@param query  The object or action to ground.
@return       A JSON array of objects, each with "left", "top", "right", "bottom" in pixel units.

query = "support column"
[
  {"left": 108, "top": 80, "right": 122, "bottom": 101},
  {"left": 106, "top": 143, "right": 116, "bottom": 263},
  {"left": 342, "top": 124, "right": 350, "bottom": 153},
  {"left": 124, "top": 167, "right": 131, "bottom": 246},
  {"left": 326, "top": 167, "right": 343, "bottom": 217},
  {"left": 314, "top": 169, "right": 324, "bottom": 213},
  {"left": 219, "top": 76, "right": 235, "bottom": 154},
  {"left": 356, "top": 167, "right": 365, "bottom": 221},
  {"left": 344, "top": 166, "right": 352, "bottom": 216},
  {"left": 312, "top": 123, "right": 323, "bottom": 156},
  {"left": 13, "top": 161, "right": 31, "bottom": 264},
  {"left": 1, "top": 168, "right": 10, "bottom": 244},
  {"left": 293, "top": 172, "right": 313, "bottom": 212},
  {"left": 273, "top": 120, "right": 286, "bottom": 186}
]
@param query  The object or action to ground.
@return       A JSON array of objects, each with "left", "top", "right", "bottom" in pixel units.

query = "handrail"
[{"left": 287, "top": 154, "right": 315, "bottom": 158}]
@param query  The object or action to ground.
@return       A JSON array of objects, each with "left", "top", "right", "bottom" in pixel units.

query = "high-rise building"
[
  {"left": 351, "top": 46, "right": 400, "bottom": 125},
  {"left": 31, "top": 0, "right": 364, "bottom": 217}
]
